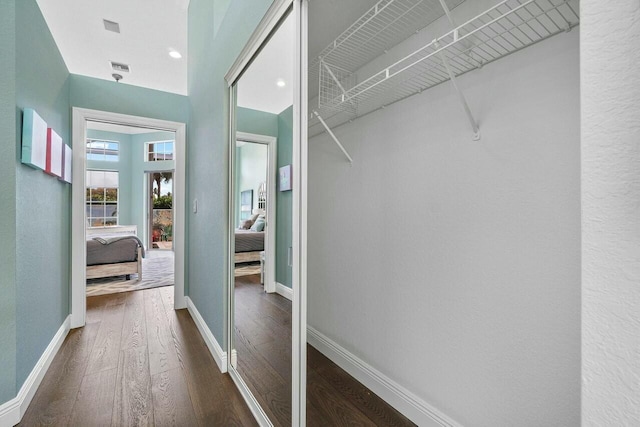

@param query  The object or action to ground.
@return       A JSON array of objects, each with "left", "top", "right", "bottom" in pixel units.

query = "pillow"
[
  {"left": 250, "top": 217, "right": 265, "bottom": 232},
  {"left": 239, "top": 219, "right": 254, "bottom": 230},
  {"left": 249, "top": 213, "right": 260, "bottom": 222}
]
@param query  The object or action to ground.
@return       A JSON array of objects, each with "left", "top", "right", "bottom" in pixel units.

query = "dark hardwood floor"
[
  {"left": 234, "top": 274, "right": 292, "bottom": 427},
  {"left": 19, "top": 286, "right": 256, "bottom": 427},
  {"left": 20, "top": 279, "right": 415, "bottom": 426},
  {"left": 233, "top": 274, "right": 416, "bottom": 427}
]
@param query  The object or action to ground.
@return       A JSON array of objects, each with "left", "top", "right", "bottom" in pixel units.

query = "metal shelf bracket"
[
  {"left": 438, "top": 0, "right": 481, "bottom": 141},
  {"left": 313, "top": 111, "right": 353, "bottom": 163}
]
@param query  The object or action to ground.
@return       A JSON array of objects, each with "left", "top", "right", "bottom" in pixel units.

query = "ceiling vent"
[
  {"left": 103, "top": 19, "right": 120, "bottom": 33},
  {"left": 110, "top": 61, "right": 130, "bottom": 73}
]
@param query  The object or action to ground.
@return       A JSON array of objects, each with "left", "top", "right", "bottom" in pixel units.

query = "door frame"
[
  {"left": 236, "top": 132, "right": 277, "bottom": 294},
  {"left": 225, "top": 0, "right": 307, "bottom": 425},
  {"left": 71, "top": 108, "right": 187, "bottom": 328}
]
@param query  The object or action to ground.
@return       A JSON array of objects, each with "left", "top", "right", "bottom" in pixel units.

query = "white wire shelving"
[{"left": 310, "top": 0, "right": 580, "bottom": 149}]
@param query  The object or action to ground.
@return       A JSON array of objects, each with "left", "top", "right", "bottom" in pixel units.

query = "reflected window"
[
  {"left": 86, "top": 170, "right": 119, "bottom": 227},
  {"left": 146, "top": 141, "right": 174, "bottom": 161},
  {"left": 86, "top": 139, "right": 119, "bottom": 162}
]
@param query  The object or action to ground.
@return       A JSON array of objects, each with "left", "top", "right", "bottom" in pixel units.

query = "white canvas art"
[
  {"left": 21, "top": 108, "right": 48, "bottom": 170},
  {"left": 60, "top": 144, "right": 72, "bottom": 184},
  {"left": 46, "top": 128, "right": 63, "bottom": 177}
]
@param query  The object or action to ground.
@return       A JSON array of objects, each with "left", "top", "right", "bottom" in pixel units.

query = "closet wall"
[{"left": 308, "top": 26, "right": 580, "bottom": 427}]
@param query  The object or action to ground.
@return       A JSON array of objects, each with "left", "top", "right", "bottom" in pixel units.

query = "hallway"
[{"left": 19, "top": 287, "right": 255, "bottom": 426}]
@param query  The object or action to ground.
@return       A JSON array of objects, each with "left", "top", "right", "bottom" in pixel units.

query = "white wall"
[
  {"left": 308, "top": 29, "right": 580, "bottom": 426},
  {"left": 582, "top": 1, "right": 640, "bottom": 424}
]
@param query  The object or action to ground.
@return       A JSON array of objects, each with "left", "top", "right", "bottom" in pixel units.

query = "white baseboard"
[
  {"left": 275, "top": 282, "right": 293, "bottom": 301},
  {"left": 307, "top": 326, "right": 461, "bottom": 427},
  {"left": 186, "top": 297, "right": 227, "bottom": 373},
  {"left": 0, "top": 315, "right": 71, "bottom": 427}
]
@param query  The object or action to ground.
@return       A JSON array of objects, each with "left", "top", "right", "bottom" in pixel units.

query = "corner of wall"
[{"left": 0, "top": 0, "right": 18, "bottom": 406}]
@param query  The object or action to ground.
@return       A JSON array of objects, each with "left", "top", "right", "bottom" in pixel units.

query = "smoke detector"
[{"left": 109, "top": 61, "right": 130, "bottom": 73}]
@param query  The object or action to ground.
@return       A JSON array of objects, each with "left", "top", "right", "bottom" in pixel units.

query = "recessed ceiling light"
[
  {"left": 169, "top": 50, "right": 182, "bottom": 59},
  {"left": 276, "top": 79, "right": 286, "bottom": 87}
]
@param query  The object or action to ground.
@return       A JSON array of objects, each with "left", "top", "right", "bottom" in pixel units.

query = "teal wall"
[
  {"left": 69, "top": 75, "right": 189, "bottom": 125},
  {"left": 188, "top": 0, "right": 273, "bottom": 348},
  {"left": 0, "top": 0, "right": 18, "bottom": 404},
  {"left": 237, "top": 106, "right": 278, "bottom": 137},
  {"left": 71, "top": 74, "right": 187, "bottom": 249},
  {"left": 86, "top": 130, "right": 134, "bottom": 226},
  {"left": 236, "top": 106, "right": 278, "bottom": 227},
  {"left": 276, "top": 106, "right": 293, "bottom": 288},
  {"left": 15, "top": 0, "right": 71, "bottom": 389}
]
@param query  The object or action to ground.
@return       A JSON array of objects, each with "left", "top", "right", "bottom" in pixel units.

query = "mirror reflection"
[{"left": 231, "top": 12, "right": 294, "bottom": 427}]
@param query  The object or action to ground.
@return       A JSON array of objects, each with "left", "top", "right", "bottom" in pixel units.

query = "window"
[
  {"left": 86, "top": 170, "right": 119, "bottom": 227},
  {"left": 146, "top": 141, "right": 174, "bottom": 161},
  {"left": 86, "top": 139, "right": 119, "bottom": 162}
]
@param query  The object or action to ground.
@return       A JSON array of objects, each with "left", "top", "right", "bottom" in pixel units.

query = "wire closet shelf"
[{"left": 310, "top": 0, "right": 579, "bottom": 138}]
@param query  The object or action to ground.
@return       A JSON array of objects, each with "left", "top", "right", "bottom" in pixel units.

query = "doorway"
[
  {"left": 235, "top": 132, "right": 277, "bottom": 293},
  {"left": 147, "top": 170, "right": 174, "bottom": 250},
  {"left": 71, "top": 108, "right": 187, "bottom": 328}
]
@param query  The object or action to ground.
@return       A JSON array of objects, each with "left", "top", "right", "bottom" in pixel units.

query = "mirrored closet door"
[{"left": 226, "top": 1, "right": 307, "bottom": 425}]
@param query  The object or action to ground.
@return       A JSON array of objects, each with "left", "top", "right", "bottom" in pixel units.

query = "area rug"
[
  {"left": 86, "top": 250, "right": 174, "bottom": 297},
  {"left": 235, "top": 262, "right": 261, "bottom": 277}
]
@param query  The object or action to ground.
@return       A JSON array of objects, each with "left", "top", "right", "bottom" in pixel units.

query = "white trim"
[
  {"left": 236, "top": 131, "right": 277, "bottom": 294},
  {"left": 275, "top": 282, "right": 293, "bottom": 301},
  {"left": 292, "top": 1, "right": 308, "bottom": 424},
  {"left": 0, "top": 395, "right": 19, "bottom": 427},
  {"left": 71, "top": 108, "right": 187, "bottom": 329},
  {"left": 186, "top": 297, "right": 227, "bottom": 373},
  {"left": 226, "top": 2, "right": 306, "bottom": 426},
  {"left": 224, "top": 0, "right": 293, "bottom": 85},
  {"left": 307, "top": 326, "right": 462, "bottom": 427},
  {"left": 0, "top": 316, "right": 70, "bottom": 427},
  {"left": 228, "top": 367, "right": 273, "bottom": 427}
]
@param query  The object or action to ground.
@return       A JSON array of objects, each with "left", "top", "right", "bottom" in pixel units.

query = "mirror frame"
[{"left": 225, "top": 1, "right": 308, "bottom": 425}]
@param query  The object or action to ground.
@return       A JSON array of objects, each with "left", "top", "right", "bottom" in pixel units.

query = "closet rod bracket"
[
  {"left": 313, "top": 111, "right": 353, "bottom": 164},
  {"left": 435, "top": 42, "right": 481, "bottom": 140},
  {"left": 435, "top": 1, "right": 481, "bottom": 140}
]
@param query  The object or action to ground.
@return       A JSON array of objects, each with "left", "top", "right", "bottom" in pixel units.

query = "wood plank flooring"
[
  {"left": 233, "top": 274, "right": 416, "bottom": 427},
  {"left": 235, "top": 274, "right": 292, "bottom": 426},
  {"left": 21, "top": 279, "right": 415, "bottom": 426},
  {"left": 19, "top": 287, "right": 256, "bottom": 427}
]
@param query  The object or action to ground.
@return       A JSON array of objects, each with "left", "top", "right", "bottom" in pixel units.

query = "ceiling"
[
  {"left": 34, "top": 0, "right": 380, "bottom": 102},
  {"left": 36, "top": 0, "right": 189, "bottom": 95},
  {"left": 237, "top": 13, "right": 294, "bottom": 115}
]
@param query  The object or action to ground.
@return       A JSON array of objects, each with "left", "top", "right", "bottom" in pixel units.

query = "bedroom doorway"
[
  {"left": 71, "top": 108, "right": 186, "bottom": 329},
  {"left": 234, "top": 133, "right": 277, "bottom": 293},
  {"left": 82, "top": 125, "right": 177, "bottom": 298}
]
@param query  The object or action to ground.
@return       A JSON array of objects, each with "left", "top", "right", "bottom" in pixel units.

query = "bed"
[
  {"left": 234, "top": 230, "right": 264, "bottom": 263},
  {"left": 86, "top": 225, "right": 144, "bottom": 281}
]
